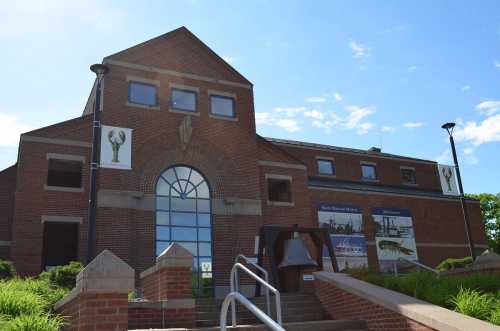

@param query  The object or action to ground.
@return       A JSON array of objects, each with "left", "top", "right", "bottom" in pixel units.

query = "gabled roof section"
[
  {"left": 22, "top": 115, "right": 92, "bottom": 141},
  {"left": 256, "top": 135, "right": 307, "bottom": 166},
  {"left": 104, "top": 26, "right": 251, "bottom": 86}
]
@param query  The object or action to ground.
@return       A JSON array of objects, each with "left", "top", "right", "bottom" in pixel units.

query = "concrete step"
[{"left": 130, "top": 319, "right": 368, "bottom": 331}]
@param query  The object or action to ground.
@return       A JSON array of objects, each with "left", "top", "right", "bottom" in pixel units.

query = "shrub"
[
  {"left": 436, "top": 256, "right": 473, "bottom": 271},
  {"left": 490, "top": 307, "right": 500, "bottom": 326},
  {"left": 3, "top": 314, "right": 66, "bottom": 331},
  {"left": 449, "top": 287, "right": 495, "bottom": 321},
  {"left": 47, "top": 261, "right": 83, "bottom": 289},
  {"left": 1, "top": 278, "right": 68, "bottom": 309},
  {"left": 0, "top": 288, "right": 45, "bottom": 318},
  {"left": 0, "top": 260, "right": 16, "bottom": 279}
]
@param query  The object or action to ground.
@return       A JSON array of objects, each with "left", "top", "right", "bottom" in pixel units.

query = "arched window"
[{"left": 155, "top": 165, "right": 213, "bottom": 296}]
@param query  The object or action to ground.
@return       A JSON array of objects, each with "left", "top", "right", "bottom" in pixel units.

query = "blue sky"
[{"left": 1, "top": 1, "right": 499, "bottom": 193}]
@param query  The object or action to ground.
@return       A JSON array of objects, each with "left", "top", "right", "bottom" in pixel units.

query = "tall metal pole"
[
  {"left": 86, "top": 64, "right": 108, "bottom": 264},
  {"left": 448, "top": 133, "right": 476, "bottom": 260}
]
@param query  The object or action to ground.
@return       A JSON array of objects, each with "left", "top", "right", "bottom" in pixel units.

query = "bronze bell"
[{"left": 278, "top": 236, "right": 318, "bottom": 268}]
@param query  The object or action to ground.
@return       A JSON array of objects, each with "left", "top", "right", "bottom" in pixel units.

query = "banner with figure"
[
  {"left": 317, "top": 203, "right": 368, "bottom": 271},
  {"left": 438, "top": 164, "right": 459, "bottom": 196},
  {"left": 100, "top": 125, "right": 133, "bottom": 170},
  {"left": 372, "top": 208, "right": 418, "bottom": 272}
]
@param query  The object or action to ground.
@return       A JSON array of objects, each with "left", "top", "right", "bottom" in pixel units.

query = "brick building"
[{"left": 0, "top": 27, "right": 487, "bottom": 297}]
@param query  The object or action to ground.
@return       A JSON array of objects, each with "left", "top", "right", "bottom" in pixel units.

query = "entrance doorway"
[{"left": 42, "top": 222, "right": 79, "bottom": 270}]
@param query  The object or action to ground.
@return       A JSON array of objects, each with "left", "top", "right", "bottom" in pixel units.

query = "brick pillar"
[
  {"left": 132, "top": 243, "right": 195, "bottom": 328},
  {"left": 54, "top": 250, "right": 134, "bottom": 331}
]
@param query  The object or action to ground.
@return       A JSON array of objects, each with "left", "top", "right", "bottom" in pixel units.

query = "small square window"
[
  {"left": 128, "top": 82, "right": 157, "bottom": 107},
  {"left": 171, "top": 88, "right": 197, "bottom": 112},
  {"left": 267, "top": 178, "right": 292, "bottom": 203},
  {"left": 317, "top": 159, "right": 335, "bottom": 176},
  {"left": 47, "top": 159, "right": 83, "bottom": 188},
  {"left": 401, "top": 168, "right": 417, "bottom": 184},
  {"left": 361, "top": 164, "right": 377, "bottom": 180},
  {"left": 210, "top": 95, "right": 235, "bottom": 118}
]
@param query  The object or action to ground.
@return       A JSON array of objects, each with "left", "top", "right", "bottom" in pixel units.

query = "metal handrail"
[
  {"left": 394, "top": 258, "right": 439, "bottom": 275},
  {"left": 229, "top": 262, "right": 283, "bottom": 328},
  {"left": 235, "top": 254, "right": 271, "bottom": 317},
  {"left": 220, "top": 292, "right": 285, "bottom": 331}
]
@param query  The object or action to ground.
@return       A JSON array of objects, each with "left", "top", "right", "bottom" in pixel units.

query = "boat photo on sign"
[
  {"left": 372, "top": 207, "right": 418, "bottom": 272},
  {"left": 317, "top": 203, "right": 368, "bottom": 271}
]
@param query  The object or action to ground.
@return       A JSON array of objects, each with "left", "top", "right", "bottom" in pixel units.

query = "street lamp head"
[
  {"left": 441, "top": 122, "right": 456, "bottom": 136},
  {"left": 90, "top": 63, "right": 109, "bottom": 79}
]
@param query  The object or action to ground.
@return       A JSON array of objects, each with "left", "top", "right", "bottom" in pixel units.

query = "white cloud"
[
  {"left": 381, "top": 126, "right": 396, "bottom": 133},
  {"left": 303, "top": 110, "right": 324, "bottom": 120},
  {"left": 494, "top": 60, "right": 500, "bottom": 69},
  {"left": 255, "top": 112, "right": 273, "bottom": 125},
  {"left": 276, "top": 119, "right": 300, "bottom": 132},
  {"left": 344, "top": 105, "right": 376, "bottom": 135},
  {"left": 462, "top": 147, "right": 479, "bottom": 165},
  {"left": 349, "top": 41, "right": 370, "bottom": 60},
  {"left": 475, "top": 100, "right": 500, "bottom": 115},
  {"left": 305, "top": 96, "right": 327, "bottom": 103},
  {"left": 408, "top": 66, "right": 418, "bottom": 73},
  {"left": 0, "top": 112, "right": 32, "bottom": 147},
  {"left": 403, "top": 122, "right": 424, "bottom": 129},
  {"left": 461, "top": 85, "right": 471, "bottom": 92},
  {"left": 273, "top": 107, "right": 306, "bottom": 117},
  {"left": 334, "top": 93, "right": 343, "bottom": 102},
  {"left": 435, "top": 149, "right": 452, "bottom": 165},
  {"left": 454, "top": 114, "right": 500, "bottom": 146},
  {"left": 222, "top": 56, "right": 236, "bottom": 64}
]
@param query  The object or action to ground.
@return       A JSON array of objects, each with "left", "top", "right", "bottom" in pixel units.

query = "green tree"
[{"left": 466, "top": 193, "right": 500, "bottom": 253}]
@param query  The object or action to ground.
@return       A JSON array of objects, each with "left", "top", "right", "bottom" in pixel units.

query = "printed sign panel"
[
  {"left": 100, "top": 125, "right": 132, "bottom": 170},
  {"left": 318, "top": 203, "right": 368, "bottom": 271},
  {"left": 372, "top": 208, "right": 418, "bottom": 272},
  {"left": 438, "top": 164, "right": 459, "bottom": 196}
]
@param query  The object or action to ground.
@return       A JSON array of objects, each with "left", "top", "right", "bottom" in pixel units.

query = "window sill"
[
  {"left": 267, "top": 200, "right": 295, "bottom": 207},
  {"left": 125, "top": 102, "right": 160, "bottom": 110},
  {"left": 318, "top": 174, "right": 336, "bottom": 178},
  {"left": 44, "top": 185, "right": 84, "bottom": 193},
  {"left": 403, "top": 182, "right": 418, "bottom": 187},
  {"left": 169, "top": 108, "right": 200, "bottom": 116},
  {"left": 209, "top": 114, "right": 238, "bottom": 122},
  {"left": 361, "top": 178, "right": 379, "bottom": 183}
]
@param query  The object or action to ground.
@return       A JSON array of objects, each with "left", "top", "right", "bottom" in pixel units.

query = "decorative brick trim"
[
  {"left": 21, "top": 135, "right": 91, "bottom": 148},
  {"left": 41, "top": 215, "right": 83, "bottom": 224},
  {"left": 258, "top": 160, "right": 307, "bottom": 170},
  {"left": 46, "top": 153, "right": 86, "bottom": 162},
  {"left": 44, "top": 185, "right": 84, "bottom": 193}
]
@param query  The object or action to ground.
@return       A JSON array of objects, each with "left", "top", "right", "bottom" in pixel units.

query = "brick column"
[
  {"left": 54, "top": 250, "right": 134, "bottom": 331},
  {"left": 132, "top": 243, "right": 195, "bottom": 328}
]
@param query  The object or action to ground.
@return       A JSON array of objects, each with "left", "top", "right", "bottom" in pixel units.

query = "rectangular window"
[
  {"left": 47, "top": 159, "right": 83, "bottom": 188},
  {"left": 267, "top": 178, "right": 292, "bottom": 203},
  {"left": 361, "top": 164, "right": 377, "bottom": 180},
  {"left": 210, "top": 95, "right": 235, "bottom": 118},
  {"left": 317, "top": 159, "right": 335, "bottom": 176},
  {"left": 128, "top": 82, "right": 157, "bottom": 106},
  {"left": 171, "top": 88, "right": 197, "bottom": 112},
  {"left": 401, "top": 168, "right": 417, "bottom": 184}
]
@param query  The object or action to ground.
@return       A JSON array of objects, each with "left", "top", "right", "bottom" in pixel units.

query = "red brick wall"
[
  {"left": 141, "top": 267, "right": 192, "bottom": 301},
  {"left": 315, "top": 278, "right": 436, "bottom": 331},
  {"left": 128, "top": 306, "right": 195, "bottom": 329},
  {"left": 56, "top": 293, "right": 129, "bottom": 331},
  {"left": 0, "top": 165, "right": 16, "bottom": 260}
]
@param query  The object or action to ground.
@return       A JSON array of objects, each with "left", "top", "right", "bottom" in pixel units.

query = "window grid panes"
[
  {"left": 155, "top": 166, "right": 213, "bottom": 297},
  {"left": 361, "top": 164, "right": 377, "bottom": 180},
  {"left": 171, "top": 88, "right": 197, "bottom": 112},
  {"left": 401, "top": 168, "right": 417, "bottom": 184},
  {"left": 317, "top": 159, "right": 335, "bottom": 176},
  {"left": 210, "top": 95, "right": 235, "bottom": 118},
  {"left": 128, "top": 82, "right": 157, "bottom": 106}
]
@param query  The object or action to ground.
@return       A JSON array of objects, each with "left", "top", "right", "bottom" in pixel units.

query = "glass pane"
[
  {"left": 175, "top": 166, "right": 191, "bottom": 181},
  {"left": 156, "top": 226, "right": 170, "bottom": 240},
  {"left": 198, "top": 214, "right": 211, "bottom": 227},
  {"left": 156, "top": 177, "right": 170, "bottom": 195},
  {"left": 171, "top": 197, "right": 196, "bottom": 212},
  {"left": 162, "top": 169, "right": 177, "bottom": 185},
  {"left": 199, "top": 257, "right": 212, "bottom": 272},
  {"left": 186, "top": 183, "right": 196, "bottom": 198},
  {"left": 199, "top": 228, "right": 211, "bottom": 242},
  {"left": 175, "top": 242, "right": 197, "bottom": 256},
  {"left": 198, "top": 199, "right": 210, "bottom": 213},
  {"left": 197, "top": 182, "right": 209, "bottom": 198},
  {"left": 189, "top": 171, "right": 204, "bottom": 187},
  {"left": 171, "top": 213, "right": 197, "bottom": 226},
  {"left": 129, "top": 82, "right": 156, "bottom": 106},
  {"left": 156, "top": 241, "right": 170, "bottom": 257},
  {"left": 211, "top": 95, "right": 235, "bottom": 117},
  {"left": 156, "top": 212, "right": 170, "bottom": 225},
  {"left": 172, "top": 227, "right": 197, "bottom": 241},
  {"left": 317, "top": 160, "right": 334, "bottom": 175},
  {"left": 172, "top": 181, "right": 183, "bottom": 194},
  {"left": 171, "top": 89, "right": 197, "bottom": 112},
  {"left": 177, "top": 179, "right": 189, "bottom": 194},
  {"left": 362, "top": 165, "right": 377, "bottom": 179},
  {"left": 156, "top": 197, "right": 169, "bottom": 211},
  {"left": 199, "top": 243, "right": 212, "bottom": 256}
]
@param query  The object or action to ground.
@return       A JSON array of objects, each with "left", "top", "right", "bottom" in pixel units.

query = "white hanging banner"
[
  {"left": 100, "top": 125, "right": 132, "bottom": 170},
  {"left": 438, "top": 164, "right": 459, "bottom": 196}
]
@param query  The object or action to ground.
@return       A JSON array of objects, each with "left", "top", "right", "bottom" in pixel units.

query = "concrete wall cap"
[
  {"left": 314, "top": 271, "right": 500, "bottom": 331},
  {"left": 76, "top": 249, "right": 135, "bottom": 293},
  {"left": 157, "top": 242, "right": 193, "bottom": 262}
]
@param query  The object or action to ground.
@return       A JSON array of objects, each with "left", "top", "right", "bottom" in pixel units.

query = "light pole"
[
  {"left": 441, "top": 122, "right": 476, "bottom": 260},
  {"left": 86, "top": 63, "right": 109, "bottom": 264}
]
